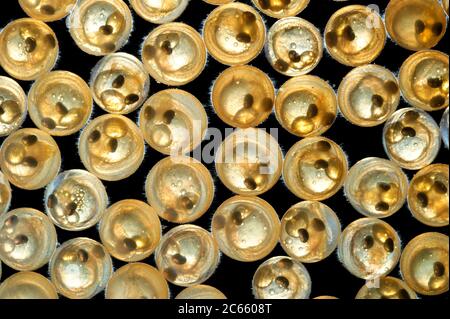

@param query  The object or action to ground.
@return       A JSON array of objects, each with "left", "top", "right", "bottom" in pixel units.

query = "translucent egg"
[
  {"left": 0, "top": 76, "right": 27, "bottom": 137},
  {"left": 356, "top": 276, "right": 417, "bottom": 299},
  {"left": 18, "top": 0, "right": 77, "bottom": 22},
  {"left": 203, "top": 0, "right": 234, "bottom": 4},
  {"left": 176, "top": 285, "right": 227, "bottom": 299},
  {"left": 0, "top": 272, "right": 59, "bottom": 299},
  {"left": 251, "top": 0, "right": 310, "bottom": 19},
  {"left": 130, "top": 0, "right": 189, "bottom": 24},
  {"left": 441, "top": 107, "right": 449, "bottom": 148},
  {"left": 0, "top": 171, "right": 12, "bottom": 215}
]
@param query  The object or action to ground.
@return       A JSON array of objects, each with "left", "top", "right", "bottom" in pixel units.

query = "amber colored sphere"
[
  {"left": 18, "top": 0, "right": 77, "bottom": 22},
  {"left": 383, "top": 107, "right": 441, "bottom": 170},
  {"left": 252, "top": 256, "right": 311, "bottom": 299},
  {"left": 407, "top": 164, "right": 449, "bottom": 227},
  {"left": 215, "top": 128, "right": 283, "bottom": 196},
  {"left": 211, "top": 196, "right": 280, "bottom": 262},
  {"left": 28, "top": 71, "right": 92, "bottom": 136},
  {"left": 314, "top": 296, "right": 338, "bottom": 299},
  {"left": 145, "top": 156, "right": 214, "bottom": 223},
  {"left": 203, "top": 0, "right": 234, "bottom": 4},
  {"left": 44, "top": 169, "right": 108, "bottom": 231},
  {"left": 355, "top": 276, "right": 418, "bottom": 299},
  {"left": 0, "top": 208, "right": 57, "bottom": 271},
  {"left": 155, "top": 224, "right": 220, "bottom": 287},
  {"left": 251, "top": 0, "right": 310, "bottom": 19},
  {"left": 0, "top": 272, "right": 59, "bottom": 299},
  {"left": 105, "top": 263, "right": 169, "bottom": 299},
  {"left": 99, "top": 199, "right": 162, "bottom": 262},
  {"left": 0, "top": 76, "right": 27, "bottom": 137},
  {"left": 78, "top": 114, "right": 145, "bottom": 181},
  {"left": 386, "top": 0, "right": 447, "bottom": 51},
  {"left": 141, "top": 23, "right": 206, "bottom": 86},
  {"left": 176, "top": 285, "right": 227, "bottom": 299},
  {"left": 283, "top": 137, "right": 348, "bottom": 201},
  {"left": 90, "top": 53, "right": 150, "bottom": 114},
  {"left": 400, "top": 232, "right": 449, "bottom": 295},
  {"left": 441, "top": 107, "right": 449, "bottom": 149},
  {"left": 68, "top": 0, "right": 133, "bottom": 56},
  {"left": 338, "top": 218, "right": 401, "bottom": 280},
  {"left": 266, "top": 17, "right": 322, "bottom": 77},
  {"left": 280, "top": 201, "right": 341, "bottom": 263},
  {"left": 344, "top": 157, "right": 408, "bottom": 218},
  {"left": 130, "top": 0, "right": 189, "bottom": 24},
  {"left": 0, "top": 171, "right": 11, "bottom": 215},
  {"left": 139, "top": 89, "right": 207, "bottom": 155},
  {"left": 0, "top": 128, "right": 61, "bottom": 190},
  {"left": 0, "top": 18, "right": 58, "bottom": 81},
  {"left": 324, "top": 5, "right": 386, "bottom": 67},
  {"left": 399, "top": 50, "right": 449, "bottom": 112},
  {"left": 49, "top": 237, "right": 113, "bottom": 299},
  {"left": 338, "top": 64, "right": 400, "bottom": 127},
  {"left": 212, "top": 65, "right": 275, "bottom": 128},
  {"left": 275, "top": 75, "right": 337, "bottom": 137},
  {"left": 203, "top": 3, "right": 266, "bottom": 66}
]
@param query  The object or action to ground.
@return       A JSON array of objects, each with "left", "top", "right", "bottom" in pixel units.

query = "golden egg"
[
  {"left": 338, "top": 218, "right": 401, "bottom": 280},
  {"left": 344, "top": 157, "right": 408, "bottom": 218},
  {"left": 176, "top": 285, "right": 227, "bottom": 299},
  {"left": 252, "top": 256, "right": 311, "bottom": 299},
  {"left": 280, "top": 201, "right": 341, "bottom": 263},
  {"left": 338, "top": 65, "right": 400, "bottom": 127},
  {"left": 28, "top": 71, "right": 93, "bottom": 136},
  {"left": 0, "top": 208, "right": 57, "bottom": 271},
  {"left": 0, "top": 76, "right": 27, "bottom": 137},
  {"left": 49, "top": 237, "right": 113, "bottom": 299},
  {"left": 139, "top": 89, "right": 207, "bottom": 155},
  {"left": 251, "top": 0, "right": 309, "bottom": 19},
  {"left": 155, "top": 224, "right": 220, "bottom": 287},
  {"left": 211, "top": 65, "right": 275, "bottom": 128},
  {"left": 68, "top": 0, "right": 133, "bottom": 56},
  {"left": 18, "top": 0, "right": 77, "bottom": 22},
  {"left": 324, "top": 5, "right": 386, "bottom": 67},
  {"left": 211, "top": 196, "right": 280, "bottom": 262},
  {"left": 145, "top": 156, "right": 214, "bottom": 223},
  {"left": 383, "top": 108, "right": 441, "bottom": 170},
  {"left": 203, "top": 0, "right": 235, "bottom": 5},
  {"left": 203, "top": 3, "right": 266, "bottom": 65},
  {"left": 386, "top": 0, "right": 447, "bottom": 51},
  {"left": 44, "top": 169, "right": 108, "bottom": 231},
  {"left": 284, "top": 137, "right": 348, "bottom": 201},
  {"left": 407, "top": 164, "right": 449, "bottom": 227},
  {"left": 141, "top": 23, "right": 206, "bottom": 86},
  {"left": 400, "top": 232, "right": 448, "bottom": 295},
  {"left": 266, "top": 17, "right": 322, "bottom": 76},
  {"left": 356, "top": 276, "right": 418, "bottom": 299},
  {"left": 130, "top": 0, "right": 189, "bottom": 24},
  {"left": 444, "top": 0, "right": 449, "bottom": 14},
  {"left": 275, "top": 75, "right": 337, "bottom": 137},
  {"left": 78, "top": 114, "right": 145, "bottom": 181},
  {"left": 0, "top": 18, "right": 58, "bottom": 81},
  {"left": 90, "top": 53, "right": 149, "bottom": 114},
  {"left": 399, "top": 50, "right": 449, "bottom": 112},
  {"left": 215, "top": 128, "right": 283, "bottom": 196},
  {"left": 0, "top": 128, "right": 61, "bottom": 190},
  {"left": 314, "top": 296, "right": 338, "bottom": 299},
  {"left": 105, "top": 263, "right": 169, "bottom": 299},
  {"left": 0, "top": 272, "right": 58, "bottom": 299},
  {"left": 0, "top": 171, "right": 12, "bottom": 215},
  {"left": 99, "top": 199, "right": 162, "bottom": 262},
  {"left": 441, "top": 107, "right": 449, "bottom": 148}
]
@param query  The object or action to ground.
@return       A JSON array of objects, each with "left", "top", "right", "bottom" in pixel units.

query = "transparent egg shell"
[
  {"left": 130, "top": 0, "right": 189, "bottom": 24},
  {"left": 105, "top": 263, "right": 169, "bottom": 299},
  {"left": 441, "top": 107, "right": 449, "bottom": 148},
  {"left": 0, "top": 171, "right": 12, "bottom": 215},
  {"left": 0, "top": 18, "right": 58, "bottom": 81},
  {"left": 382, "top": 107, "right": 441, "bottom": 170},
  {"left": 0, "top": 208, "right": 57, "bottom": 271},
  {"left": 251, "top": 0, "right": 310, "bottom": 19},
  {"left": 407, "top": 164, "right": 449, "bottom": 227},
  {"left": 99, "top": 199, "right": 162, "bottom": 262},
  {"left": 0, "top": 128, "right": 61, "bottom": 190},
  {"left": 400, "top": 232, "right": 449, "bottom": 295},
  {"left": 0, "top": 271, "right": 59, "bottom": 299},
  {"left": 355, "top": 276, "right": 418, "bottom": 299},
  {"left": 211, "top": 196, "right": 280, "bottom": 262},
  {"left": 44, "top": 169, "right": 108, "bottom": 231},
  {"left": 18, "top": 0, "right": 77, "bottom": 22},
  {"left": 344, "top": 157, "right": 409, "bottom": 218},
  {"left": 78, "top": 114, "right": 145, "bottom": 181},
  {"left": 0, "top": 76, "right": 27, "bottom": 137},
  {"left": 280, "top": 201, "right": 341, "bottom": 263},
  {"left": 49, "top": 237, "right": 113, "bottom": 299},
  {"left": 155, "top": 224, "right": 220, "bottom": 287},
  {"left": 176, "top": 285, "right": 227, "bottom": 299},
  {"left": 338, "top": 218, "right": 401, "bottom": 280},
  {"left": 252, "top": 256, "right": 311, "bottom": 299}
]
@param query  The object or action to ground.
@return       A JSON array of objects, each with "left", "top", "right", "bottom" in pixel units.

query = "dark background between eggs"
[{"left": 0, "top": 0, "right": 448, "bottom": 300}]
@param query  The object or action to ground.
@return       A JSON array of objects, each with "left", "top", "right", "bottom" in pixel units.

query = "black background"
[{"left": 0, "top": 0, "right": 448, "bottom": 301}]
